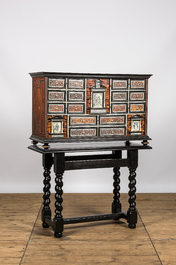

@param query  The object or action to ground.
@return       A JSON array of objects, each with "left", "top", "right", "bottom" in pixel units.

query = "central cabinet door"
[
  {"left": 92, "top": 91, "right": 104, "bottom": 108},
  {"left": 88, "top": 78, "right": 109, "bottom": 114}
]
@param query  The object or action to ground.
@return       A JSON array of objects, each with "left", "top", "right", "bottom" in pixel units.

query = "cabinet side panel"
[
  {"left": 145, "top": 79, "right": 148, "bottom": 135},
  {"left": 32, "top": 77, "right": 46, "bottom": 138}
]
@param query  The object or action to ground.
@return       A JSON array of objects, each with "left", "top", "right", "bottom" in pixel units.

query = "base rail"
[{"left": 44, "top": 211, "right": 127, "bottom": 229}]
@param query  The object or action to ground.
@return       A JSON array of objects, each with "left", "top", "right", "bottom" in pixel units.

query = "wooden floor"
[{"left": 0, "top": 193, "right": 176, "bottom": 265}]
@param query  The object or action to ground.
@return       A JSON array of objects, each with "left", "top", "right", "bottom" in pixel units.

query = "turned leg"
[
  {"left": 53, "top": 153, "right": 65, "bottom": 238},
  {"left": 112, "top": 150, "right": 122, "bottom": 214},
  {"left": 112, "top": 167, "right": 121, "bottom": 214},
  {"left": 41, "top": 153, "right": 53, "bottom": 228},
  {"left": 127, "top": 150, "right": 138, "bottom": 229}
]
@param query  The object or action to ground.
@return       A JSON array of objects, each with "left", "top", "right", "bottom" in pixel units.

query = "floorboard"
[{"left": 0, "top": 193, "right": 175, "bottom": 265}]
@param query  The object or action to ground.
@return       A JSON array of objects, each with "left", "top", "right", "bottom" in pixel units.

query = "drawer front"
[
  {"left": 112, "top": 80, "right": 128, "bottom": 89},
  {"left": 131, "top": 80, "right": 145, "bottom": 89},
  {"left": 112, "top": 104, "right": 127, "bottom": 113},
  {"left": 100, "top": 127, "right": 125, "bottom": 136},
  {"left": 48, "top": 78, "right": 65, "bottom": 88},
  {"left": 111, "top": 92, "right": 128, "bottom": 101},
  {"left": 68, "top": 91, "right": 85, "bottom": 101},
  {"left": 130, "top": 91, "right": 145, "bottom": 101},
  {"left": 100, "top": 116, "right": 125, "bottom": 125},
  {"left": 70, "top": 128, "right": 97, "bottom": 137},
  {"left": 70, "top": 116, "right": 96, "bottom": 126},
  {"left": 129, "top": 103, "right": 145, "bottom": 113},
  {"left": 48, "top": 91, "right": 65, "bottom": 101},
  {"left": 67, "top": 104, "right": 84, "bottom": 114},
  {"left": 48, "top": 103, "right": 65, "bottom": 114},
  {"left": 68, "top": 79, "right": 84, "bottom": 89}
]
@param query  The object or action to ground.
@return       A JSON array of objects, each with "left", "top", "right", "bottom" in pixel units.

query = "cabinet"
[{"left": 29, "top": 72, "right": 152, "bottom": 147}]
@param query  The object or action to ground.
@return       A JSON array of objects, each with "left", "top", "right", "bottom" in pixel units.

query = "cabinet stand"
[{"left": 28, "top": 141, "right": 151, "bottom": 238}]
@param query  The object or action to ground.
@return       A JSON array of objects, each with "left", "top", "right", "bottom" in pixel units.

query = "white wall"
[{"left": 0, "top": 0, "right": 176, "bottom": 193}]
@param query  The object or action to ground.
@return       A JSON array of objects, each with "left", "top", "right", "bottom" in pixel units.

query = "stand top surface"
[{"left": 28, "top": 141, "right": 152, "bottom": 154}]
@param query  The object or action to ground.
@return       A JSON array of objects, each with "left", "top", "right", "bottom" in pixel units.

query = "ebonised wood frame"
[{"left": 28, "top": 141, "right": 151, "bottom": 238}]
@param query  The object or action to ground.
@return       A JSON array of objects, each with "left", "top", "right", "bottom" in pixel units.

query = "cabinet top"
[{"left": 29, "top": 72, "right": 152, "bottom": 79}]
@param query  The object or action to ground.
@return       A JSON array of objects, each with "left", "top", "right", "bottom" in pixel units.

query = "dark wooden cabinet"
[{"left": 29, "top": 72, "right": 152, "bottom": 146}]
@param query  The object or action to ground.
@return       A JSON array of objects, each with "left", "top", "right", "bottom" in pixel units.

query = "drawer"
[
  {"left": 48, "top": 103, "right": 65, "bottom": 114},
  {"left": 112, "top": 80, "right": 128, "bottom": 89},
  {"left": 129, "top": 103, "right": 145, "bottom": 113},
  {"left": 130, "top": 91, "right": 145, "bottom": 101},
  {"left": 111, "top": 103, "right": 127, "bottom": 113},
  {"left": 70, "top": 128, "right": 97, "bottom": 137},
  {"left": 67, "top": 91, "right": 85, "bottom": 101},
  {"left": 67, "top": 104, "right": 85, "bottom": 114},
  {"left": 131, "top": 80, "right": 145, "bottom": 89},
  {"left": 68, "top": 79, "right": 84, "bottom": 89},
  {"left": 100, "top": 116, "right": 125, "bottom": 125},
  {"left": 100, "top": 127, "right": 125, "bottom": 136},
  {"left": 111, "top": 91, "right": 128, "bottom": 101},
  {"left": 70, "top": 116, "right": 97, "bottom": 126},
  {"left": 48, "top": 78, "right": 66, "bottom": 88},
  {"left": 48, "top": 91, "right": 65, "bottom": 101}
]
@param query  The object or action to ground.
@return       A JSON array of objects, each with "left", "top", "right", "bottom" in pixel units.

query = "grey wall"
[{"left": 1, "top": 0, "right": 176, "bottom": 193}]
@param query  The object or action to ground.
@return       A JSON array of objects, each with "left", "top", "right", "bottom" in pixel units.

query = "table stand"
[{"left": 28, "top": 141, "right": 151, "bottom": 238}]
